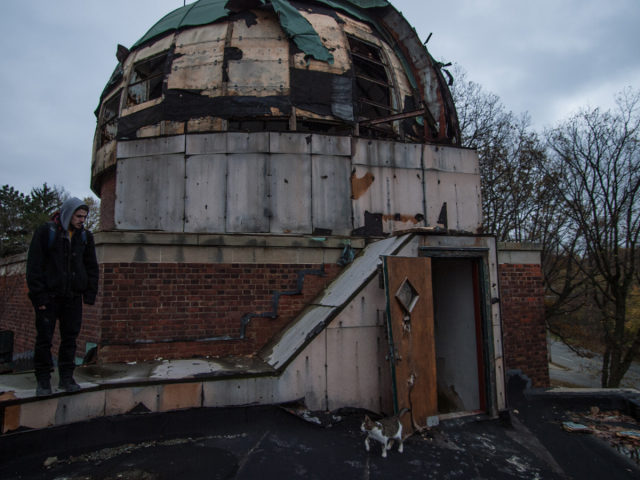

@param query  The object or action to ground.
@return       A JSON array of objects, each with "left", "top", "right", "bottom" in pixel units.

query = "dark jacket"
[{"left": 26, "top": 201, "right": 99, "bottom": 308}]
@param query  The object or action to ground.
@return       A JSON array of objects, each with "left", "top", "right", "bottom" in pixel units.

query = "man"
[{"left": 26, "top": 197, "right": 99, "bottom": 396}]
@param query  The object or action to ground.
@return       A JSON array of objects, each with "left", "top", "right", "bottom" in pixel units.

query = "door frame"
[{"left": 419, "top": 246, "right": 497, "bottom": 416}]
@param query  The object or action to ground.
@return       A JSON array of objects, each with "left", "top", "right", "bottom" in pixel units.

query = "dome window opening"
[
  {"left": 127, "top": 52, "right": 168, "bottom": 107},
  {"left": 347, "top": 35, "right": 394, "bottom": 132},
  {"left": 98, "top": 90, "right": 121, "bottom": 148}
]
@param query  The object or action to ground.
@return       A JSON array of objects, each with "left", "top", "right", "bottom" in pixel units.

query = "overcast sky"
[{"left": 1, "top": 0, "right": 638, "bottom": 200}]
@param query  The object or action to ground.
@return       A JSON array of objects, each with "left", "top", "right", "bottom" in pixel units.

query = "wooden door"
[{"left": 383, "top": 256, "right": 437, "bottom": 433}]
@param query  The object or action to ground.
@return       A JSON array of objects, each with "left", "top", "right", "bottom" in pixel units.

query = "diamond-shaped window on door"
[{"left": 395, "top": 277, "right": 419, "bottom": 315}]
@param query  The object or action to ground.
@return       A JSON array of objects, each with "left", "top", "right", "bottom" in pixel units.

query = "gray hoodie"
[{"left": 60, "top": 197, "right": 89, "bottom": 231}]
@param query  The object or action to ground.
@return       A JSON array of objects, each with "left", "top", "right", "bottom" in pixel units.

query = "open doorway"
[{"left": 431, "top": 257, "right": 486, "bottom": 414}]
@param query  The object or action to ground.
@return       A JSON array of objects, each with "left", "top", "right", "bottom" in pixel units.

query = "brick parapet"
[{"left": 498, "top": 262, "right": 549, "bottom": 387}]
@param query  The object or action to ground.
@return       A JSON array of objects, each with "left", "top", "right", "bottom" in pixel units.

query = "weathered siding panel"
[
  {"left": 185, "top": 154, "right": 227, "bottom": 232},
  {"left": 269, "top": 154, "right": 312, "bottom": 233},
  {"left": 351, "top": 165, "right": 425, "bottom": 233},
  {"left": 115, "top": 155, "right": 185, "bottom": 231},
  {"left": 227, "top": 15, "right": 290, "bottom": 97},
  {"left": 424, "top": 171, "right": 481, "bottom": 231},
  {"left": 311, "top": 155, "right": 352, "bottom": 235},
  {"left": 169, "top": 24, "right": 227, "bottom": 92},
  {"left": 225, "top": 153, "right": 269, "bottom": 233}
]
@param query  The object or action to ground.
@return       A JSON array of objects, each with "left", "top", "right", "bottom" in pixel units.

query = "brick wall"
[
  {"left": 0, "top": 257, "right": 98, "bottom": 364},
  {"left": 499, "top": 263, "right": 549, "bottom": 387},
  {"left": 97, "top": 262, "right": 341, "bottom": 363},
  {"left": 1, "top": 259, "right": 341, "bottom": 365}
]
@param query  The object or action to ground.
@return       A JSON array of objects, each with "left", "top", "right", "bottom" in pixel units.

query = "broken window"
[
  {"left": 347, "top": 35, "right": 393, "bottom": 121},
  {"left": 98, "top": 91, "right": 121, "bottom": 148},
  {"left": 126, "top": 53, "right": 167, "bottom": 107}
]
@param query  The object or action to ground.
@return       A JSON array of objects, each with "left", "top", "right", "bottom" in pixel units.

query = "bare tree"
[
  {"left": 545, "top": 88, "right": 640, "bottom": 387},
  {"left": 451, "top": 66, "right": 550, "bottom": 242},
  {"left": 82, "top": 196, "right": 101, "bottom": 232}
]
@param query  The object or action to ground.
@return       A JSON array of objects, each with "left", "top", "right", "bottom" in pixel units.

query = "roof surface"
[{"left": 133, "top": 0, "right": 391, "bottom": 62}]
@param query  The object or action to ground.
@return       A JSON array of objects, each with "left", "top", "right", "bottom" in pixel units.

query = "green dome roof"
[{"left": 133, "top": 0, "right": 390, "bottom": 55}]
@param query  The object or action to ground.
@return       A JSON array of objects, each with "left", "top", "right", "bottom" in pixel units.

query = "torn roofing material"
[{"left": 132, "top": 0, "right": 391, "bottom": 58}]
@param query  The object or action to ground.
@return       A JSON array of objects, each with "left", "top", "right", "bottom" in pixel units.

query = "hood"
[{"left": 60, "top": 197, "right": 89, "bottom": 231}]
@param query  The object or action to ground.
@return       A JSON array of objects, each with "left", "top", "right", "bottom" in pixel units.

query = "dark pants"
[{"left": 34, "top": 295, "right": 82, "bottom": 380}]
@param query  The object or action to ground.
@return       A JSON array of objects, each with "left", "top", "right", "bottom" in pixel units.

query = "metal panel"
[
  {"left": 384, "top": 256, "right": 437, "bottom": 432},
  {"left": 115, "top": 155, "right": 185, "bottom": 231},
  {"left": 424, "top": 171, "right": 482, "bottom": 231},
  {"left": 225, "top": 153, "right": 269, "bottom": 233},
  {"left": 423, "top": 145, "right": 480, "bottom": 175},
  {"left": 228, "top": 16, "right": 289, "bottom": 97},
  {"left": 117, "top": 136, "right": 185, "bottom": 159},
  {"left": 351, "top": 165, "right": 426, "bottom": 233},
  {"left": 311, "top": 155, "right": 352, "bottom": 235},
  {"left": 269, "top": 154, "right": 312, "bottom": 233},
  {"left": 352, "top": 138, "right": 422, "bottom": 169},
  {"left": 326, "top": 326, "right": 392, "bottom": 412},
  {"left": 184, "top": 154, "right": 227, "bottom": 233},
  {"left": 278, "top": 329, "right": 329, "bottom": 411},
  {"left": 168, "top": 39, "right": 225, "bottom": 91},
  {"left": 186, "top": 133, "right": 227, "bottom": 155},
  {"left": 227, "top": 132, "right": 269, "bottom": 153},
  {"left": 270, "top": 132, "right": 311, "bottom": 155},
  {"left": 333, "top": 277, "right": 387, "bottom": 328},
  {"left": 311, "top": 134, "right": 351, "bottom": 156}
]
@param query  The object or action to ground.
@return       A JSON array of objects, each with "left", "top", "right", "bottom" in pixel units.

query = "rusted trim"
[{"left": 359, "top": 108, "right": 428, "bottom": 127}]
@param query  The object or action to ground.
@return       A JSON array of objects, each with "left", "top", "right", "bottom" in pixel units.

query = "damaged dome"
[{"left": 93, "top": 1, "right": 458, "bottom": 180}]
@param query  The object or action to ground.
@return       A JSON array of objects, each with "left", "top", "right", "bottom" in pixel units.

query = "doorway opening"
[{"left": 431, "top": 257, "right": 487, "bottom": 414}]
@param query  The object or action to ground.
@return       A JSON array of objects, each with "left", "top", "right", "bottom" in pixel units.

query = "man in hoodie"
[{"left": 26, "top": 197, "right": 99, "bottom": 396}]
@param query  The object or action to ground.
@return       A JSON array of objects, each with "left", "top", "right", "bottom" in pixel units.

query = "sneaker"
[
  {"left": 58, "top": 377, "right": 81, "bottom": 392},
  {"left": 36, "top": 378, "right": 52, "bottom": 396}
]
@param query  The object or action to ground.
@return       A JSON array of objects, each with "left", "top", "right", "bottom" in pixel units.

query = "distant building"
[{"left": 0, "top": 1, "right": 548, "bottom": 428}]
